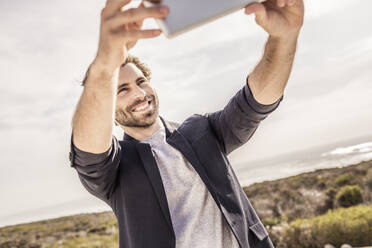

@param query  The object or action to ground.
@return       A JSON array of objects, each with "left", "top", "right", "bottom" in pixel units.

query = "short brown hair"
[
  {"left": 121, "top": 54, "right": 152, "bottom": 81},
  {"left": 80, "top": 54, "right": 152, "bottom": 86}
]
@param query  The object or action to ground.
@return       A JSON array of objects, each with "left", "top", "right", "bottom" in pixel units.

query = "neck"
[{"left": 121, "top": 116, "right": 162, "bottom": 141}]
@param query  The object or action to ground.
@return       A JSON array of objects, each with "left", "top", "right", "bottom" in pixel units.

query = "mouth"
[{"left": 131, "top": 100, "right": 152, "bottom": 113}]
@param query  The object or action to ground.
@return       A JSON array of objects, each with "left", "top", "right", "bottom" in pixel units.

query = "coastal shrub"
[
  {"left": 317, "top": 176, "right": 327, "bottom": 189},
  {"left": 279, "top": 187, "right": 302, "bottom": 203},
  {"left": 288, "top": 174, "right": 318, "bottom": 189},
  {"left": 317, "top": 187, "right": 337, "bottom": 212},
  {"left": 262, "top": 217, "right": 281, "bottom": 227},
  {"left": 333, "top": 173, "right": 352, "bottom": 186},
  {"left": 325, "top": 187, "right": 337, "bottom": 198},
  {"left": 365, "top": 169, "right": 372, "bottom": 190},
  {"left": 281, "top": 205, "right": 372, "bottom": 248},
  {"left": 336, "top": 185, "right": 363, "bottom": 208},
  {"left": 301, "top": 175, "right": 318, "bottom": 188}
]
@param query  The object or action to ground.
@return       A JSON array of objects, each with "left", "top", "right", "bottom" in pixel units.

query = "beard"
[{"left": 115, "top": 91, "right": 159, "bottom": 128}]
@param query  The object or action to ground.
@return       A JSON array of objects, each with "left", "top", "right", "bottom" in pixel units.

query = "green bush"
[
  {"left": 317, "top": 176, "right": 327, "bottom": 189},
  {"left": 336, "top": 185, "right": 363, "bottom": 208},
  {"left": 262, "top": 217, "right": 281, "bottom": 227},
  {"left": 281, "top": 205, "right": 372, "bottom": 248},
  {"left": 333, "top": 173, "right": 352, "bottom": 186}
]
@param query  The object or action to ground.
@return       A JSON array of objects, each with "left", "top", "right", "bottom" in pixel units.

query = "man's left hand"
[{"left": 244, "top": 0, "right": 304, "bottom": 39}]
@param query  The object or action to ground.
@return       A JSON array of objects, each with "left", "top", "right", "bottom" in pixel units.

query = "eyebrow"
[{"left": 117, "top": 76, "right": 146, "bottom": 91}]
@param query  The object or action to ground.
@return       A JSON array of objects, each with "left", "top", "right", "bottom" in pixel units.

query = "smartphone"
[{"left": 144, "top": 0, "right": 265, "bottom": 39}]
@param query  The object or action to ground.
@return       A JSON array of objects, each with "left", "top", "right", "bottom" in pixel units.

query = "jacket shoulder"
[{"left": 177, "top": 114, "right": 212, "bottom": 142}]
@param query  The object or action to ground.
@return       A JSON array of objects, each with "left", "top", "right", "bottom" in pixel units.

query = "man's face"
[{"left": 115, "top": 63, "right": 159, "bottom": 128}]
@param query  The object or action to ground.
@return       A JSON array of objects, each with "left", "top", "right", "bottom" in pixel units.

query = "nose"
[{"left": 131, "top": 84, "right": 148, "bottom": 103}]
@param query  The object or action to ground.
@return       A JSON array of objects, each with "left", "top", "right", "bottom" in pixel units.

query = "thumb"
[{"left": 245, "top": 3, "right": 267, "bottom": 25}]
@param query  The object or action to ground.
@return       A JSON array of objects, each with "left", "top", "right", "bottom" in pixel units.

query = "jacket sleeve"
[
  {"left": 204, "top": 75, "right": 284, "bottom": 155},
  {"left": 69, "top": 132, "right": 121, "bottom": 205}
]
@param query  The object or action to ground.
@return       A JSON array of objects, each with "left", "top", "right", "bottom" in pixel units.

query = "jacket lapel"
[
  {"left": 136, "top": 142, "right": 174, "bottom": 233},
  {"left": 165, "top": 129, "right": 220, "bottom": 207},
  {"left": 123, "top": 115, "right": 220, "bottom": 234},
  {"left": 122, "top": 116, "right": 174, "bottom": 233}
]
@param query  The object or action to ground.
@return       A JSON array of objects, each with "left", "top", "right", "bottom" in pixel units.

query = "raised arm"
[
  {"left": 69, "top": 0, "right": 169, "bottom": 204},
  {"left": 206, "top": 0, "right": 304, "bottom": 155},
  {"left": 69, "top": 59, "right": 121, "bottom": 204},
  {"left": 205, "top": 76, "right": 283, "bottom": 155},
  {"left": 244, "top": 0, "right": 304, "bottom": 103},
  {"left": 71, "top": 61, "right": 118, "bottom": 155},
  {"left": 72, "top": 0, "right": 168, "bottom": 153}
]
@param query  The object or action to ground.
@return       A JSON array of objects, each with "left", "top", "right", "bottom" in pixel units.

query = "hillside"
[
  {"left": 1, "top": 159, "right": 372, "bottom": 248},
  {"left": 243, "top": 158, "right": 372, "bottom": 223}
]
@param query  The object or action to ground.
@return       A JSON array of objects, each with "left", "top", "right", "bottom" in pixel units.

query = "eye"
[
  {"left": 118, "top": 88, "right": 128, "bottom": 94},
  {"left": 138, "top": 80, "right": 147, "bottom": 85}
]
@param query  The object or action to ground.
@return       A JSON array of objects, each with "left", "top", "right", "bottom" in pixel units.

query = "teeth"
[{"left": 133, "top": 101, "right": 150, "bottom": 112}]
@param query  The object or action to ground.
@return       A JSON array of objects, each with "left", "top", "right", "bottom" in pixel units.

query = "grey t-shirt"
[{"left": 140, "top": 121, "right": 240, "bottom": 248}]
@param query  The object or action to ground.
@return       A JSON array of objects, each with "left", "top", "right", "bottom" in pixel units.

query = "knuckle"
[
  {"left": 125, "top": 8, "right": 136, "bottom": 18},
  {"left": 100, "top": 23, "right": 111, "bottom": 34},
  {"left": 103, "top": 18, "right": 113, "bottom": 29},
  {"left": 120, "top": 33, "right": 130, "bottom": 42},
  {"left": 106, "top": 28, "right": 115, "bottom": 37},
  {"left": 100, "top": 8, "right": 108, "bottom": 18},
  {"left": 125, "top": 30, "right": 136, "bottom": 38},
  {"left": 112, "top": 28, "right": 126, "bottom": 38},
  {"left": 152, "top": 6, "right": 164, "bottom": 15}
]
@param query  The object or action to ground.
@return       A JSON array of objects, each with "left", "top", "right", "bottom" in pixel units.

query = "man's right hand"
[{"left": 94, "top": 0, "right": 169, "bottom": 73}]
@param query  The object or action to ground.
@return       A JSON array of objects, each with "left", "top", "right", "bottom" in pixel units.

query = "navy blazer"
[{"left": 69, "top": 76, "right": 283, "bottom": 248}]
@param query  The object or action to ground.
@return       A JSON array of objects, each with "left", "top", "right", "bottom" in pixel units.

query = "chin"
[{"left": 132, "top": 110, "right": 158, "bottom": 127}]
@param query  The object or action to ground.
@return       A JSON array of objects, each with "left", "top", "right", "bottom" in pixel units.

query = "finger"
[
  {"left": 245, "top": 2, "right": 267, "bottom": 23},
  {"left": 115, "top": 29, "right": 162, "bottom": 41},
  {"left": 103, "top": 0, "right": 162, "bottom": 18},
  {"left": 107, "top": 5, "right": 169, "bottom": 30},
  {"left": 135, "top": 0, "right": 146, "bottom": 27},
  {"left": 283, "top": 0, "right": 291, "bottom": 7},
  {"left": 247, "top": 4, "right": 267, "bottom": 25},
  {"left": 244, "top": 3, "right": 262, "bottom": 15},
  {"left": 287, "top": 0, "right": 296, "bottom": 7},
  {"left": 136, "top": 0, "right": 161, "bottom": 12},
  {"left": 277, "top": 0, "right": 285, "bottom": 8},
  {"left": 139, "top": 0, "right": 162, "bottom": 7},
  {"left": 138, "top": 1, "right": 145, "bottom": 8},
  {"left": 104, "top": 0, "right": 130, "bottom": 19}
]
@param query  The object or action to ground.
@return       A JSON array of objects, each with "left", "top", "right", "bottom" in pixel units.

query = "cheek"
[{"left": 116, "top": 97, "right": 130, "bottom": 112}]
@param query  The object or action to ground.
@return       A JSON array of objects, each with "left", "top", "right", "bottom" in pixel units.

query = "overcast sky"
[{"left": 0, "top": 0, "right": 371, "bottom": 226}]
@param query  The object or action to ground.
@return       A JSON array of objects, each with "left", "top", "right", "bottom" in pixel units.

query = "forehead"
[{"left": 118, "top": 63, "right": 144, "bottom": 83}]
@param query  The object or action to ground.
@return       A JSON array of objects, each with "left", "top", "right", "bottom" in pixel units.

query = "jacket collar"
[
  {"left": 123, "top": 115, "right": 174, "bottom": 143},
  {"left": 122, "top": 114, "right": 220, "bottom": 241},
  {"left": 127, "top": 115, "right": 177, "bottom": 239}
]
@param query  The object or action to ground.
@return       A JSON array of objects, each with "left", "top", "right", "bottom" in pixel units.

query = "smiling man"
[
  {"left": 115, "top": 58, "right": 158, "bottom": 129},
  {"left": 69, "top": 0, "right": 304, "bottom": 247}
]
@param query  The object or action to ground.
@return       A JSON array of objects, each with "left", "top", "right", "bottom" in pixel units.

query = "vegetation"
[
  {"left": 336, "top": 185, "right": 363, "bottom": 207},
  {"left": 365, "top": 169, "right": 372, "bottom": 190},
  {"left": 333, "top": 173, "right": 353, "bottom": 186},
  {"left": 0, "top": 212, "right": 118, "bottom": 248},
  {"left": 244, "top": 159, "right": 372, "bottom": 221},
  {"left": 278, "top": 205, "right": 372, "bottom": 248},
  {"left": 1, "top": 159, "right": 371, "bottom": 247}
]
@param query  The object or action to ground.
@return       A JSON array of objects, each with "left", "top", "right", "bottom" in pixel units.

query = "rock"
[
  {"left": 324, "top": 244, "right": 336, "bottom": 248},
  {"left": 340, "top": 244, "right": 352, "bottom": 248}
]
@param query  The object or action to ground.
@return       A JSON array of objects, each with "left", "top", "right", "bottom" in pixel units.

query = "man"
[{"left": 68, "top": 0, "right": 304, "bottom": 247}]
